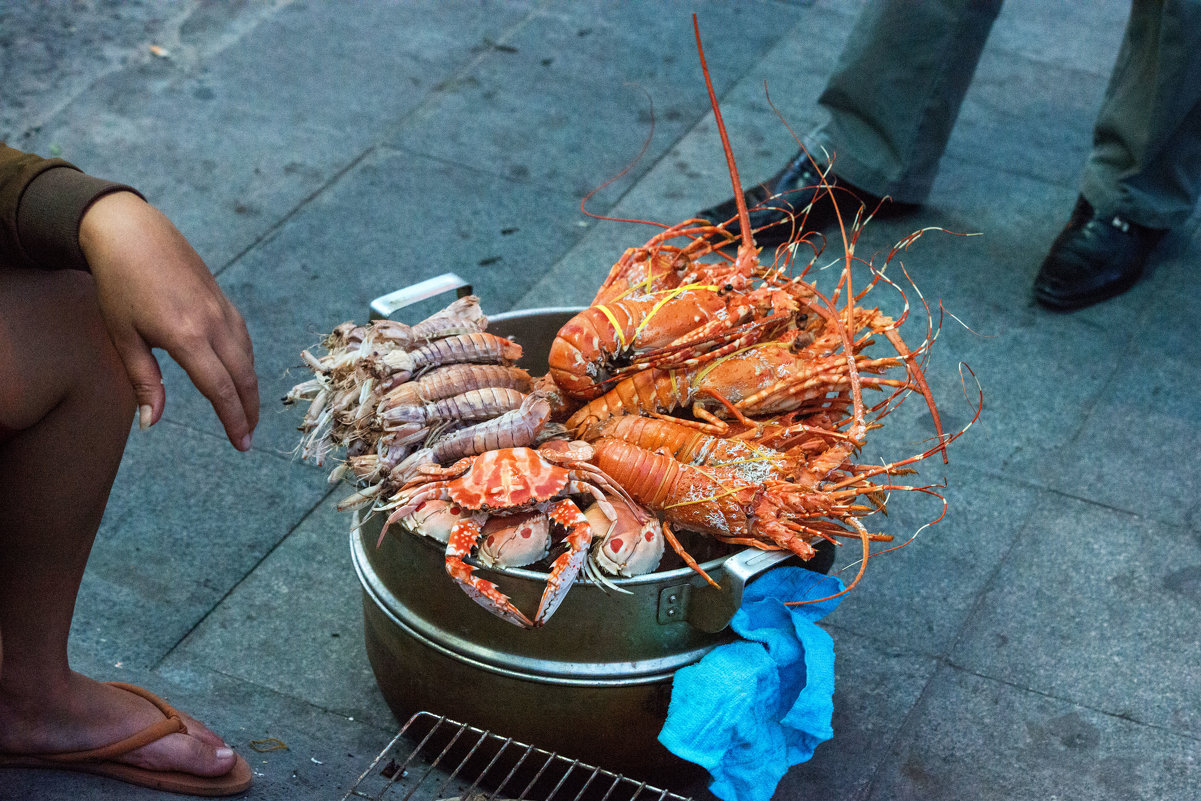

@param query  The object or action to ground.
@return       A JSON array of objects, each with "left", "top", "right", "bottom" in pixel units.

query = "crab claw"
[
  {"left": 445, "top": 519, "right": 534, "bottom": 628},
  {"left": 534, "top": 499, "right": 593, "bottom": 626}
]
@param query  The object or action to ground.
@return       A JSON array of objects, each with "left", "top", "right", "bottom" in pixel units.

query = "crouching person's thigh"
[{"left": 0, "top": 265, "right": 134, "bottom": 433}]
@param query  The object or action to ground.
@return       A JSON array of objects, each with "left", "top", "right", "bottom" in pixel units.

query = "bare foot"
[{"left": 0, "top": 672, "right": 238, "bottom": 777}]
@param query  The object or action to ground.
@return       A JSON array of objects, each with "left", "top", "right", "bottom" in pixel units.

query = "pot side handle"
[
  {"left": 685, "top": 549, "right": 794, "bottom": 634},
  {"left": 369, "top": 272, "right": 473, "bottom": 320},
  {"left": 685, "top": 540, "right": 837, "bottom": 634}
]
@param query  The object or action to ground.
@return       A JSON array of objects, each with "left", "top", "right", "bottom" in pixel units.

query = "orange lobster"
[
  {"left": 589, "top": 227, "right": 695, "bottom": 307},
  {"left": 589, "top": 414, "right": 801, "bottom": 484},
  {"left": 560, "top": 15, "right": 949, "bottom": 472},
  {"left": 548, "top": 10, "right": 840, "bottom": 409},
  {"left": 547, "top": 283, "right": 798, "bottom": 401},
  {"left": 589, "top": 437, "right": 887, "bottom": 563},
  {"left": 564, "top": 325, "right": 908, "bottom": 440}
]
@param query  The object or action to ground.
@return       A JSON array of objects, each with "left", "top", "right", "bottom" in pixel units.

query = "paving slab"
[
  {"left": 0, "top": 2, "right": 284, "bottom": 140},
  {"left": 15, "top": 1, "right": 540, "bottom": 273},
  {"left": 165, "top": 493, "right": 394, "bottom": 732},
  {"left": 867, "top": 665, "right": 1201, "bottom": 801},
  {"left": 823, "top": 464, "right": 1040, "bottom": 659},
  {"left": 390, "top": 3, "right": 809, "bottom": 208},
  {"left": 67, "top": 421, "right": 319, "bottom": 670},
  {"left": 985, "top": 0, "right": 1130, "bottom": 74},
  {"left": 942, "top": 25, "right": 1122, "bottom": 192},
  {"left": 1039, "top": 239, "right": 1201, "bottom": 528},
  {"left": 952, "top": 493, "right": 1201, "bottom": 736}
]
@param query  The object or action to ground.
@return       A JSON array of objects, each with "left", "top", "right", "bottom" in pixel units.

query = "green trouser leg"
[
  {"left": 805, "top": 0, "right": 1201, "bottom": 228},
  {"left": 803, "top": 0, "right": 1002, "bottom": 204},
  {"left": 1081, "top": 0, "right": 1201, "bottom": 230}
]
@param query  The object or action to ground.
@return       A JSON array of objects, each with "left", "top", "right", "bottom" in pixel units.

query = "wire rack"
[{"left": 341, "top": 711, "right": 695, "bottom": 801}]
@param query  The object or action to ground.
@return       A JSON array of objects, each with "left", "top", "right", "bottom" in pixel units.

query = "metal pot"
[{"left": 351, "top": 279, "right": 832, "bottom": 781}]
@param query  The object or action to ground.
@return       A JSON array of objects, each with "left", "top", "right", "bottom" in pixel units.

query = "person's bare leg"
[{"left": 0, "top": 268, "right": 236, "bottom": 776}]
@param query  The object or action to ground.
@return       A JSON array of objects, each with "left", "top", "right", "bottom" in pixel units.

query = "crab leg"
[
  {"left": 445, "top": 518, "right": 535, "bottom": 628},
  {"left": 534, "top": 499, "right": 594, "bottom": 626}
]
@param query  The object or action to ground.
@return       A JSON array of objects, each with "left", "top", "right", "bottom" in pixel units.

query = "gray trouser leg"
[
  {"left": 1080, "top": 0, "right": 1201, "bottom": 230},
  {"left": 803, "top": 0, "right": 1002, "bottom": 204}
]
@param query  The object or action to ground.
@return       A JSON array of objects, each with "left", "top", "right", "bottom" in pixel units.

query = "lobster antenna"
[{"left": 692, "top": 14, "right": 756, "bottom": 254}]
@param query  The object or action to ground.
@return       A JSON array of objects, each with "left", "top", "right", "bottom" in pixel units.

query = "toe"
[
  {"left": 178, "top": 710, "right": 229, "bottom": 749},
  {"left": 122, "top": 728, "right": 238, "bottom": 777}
]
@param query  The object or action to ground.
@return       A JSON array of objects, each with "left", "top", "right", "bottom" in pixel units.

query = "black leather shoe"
[
  {"left": 696, "top": 150, "right": 913, "bottom": 247},
  {"left": 1033, "top": 196, "right": 1166, "bottom": 311}
]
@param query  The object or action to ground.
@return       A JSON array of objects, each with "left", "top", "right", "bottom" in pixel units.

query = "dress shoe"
[
  {"left": 1033, "top": 196, "right": 1165, "bottom": 311},
  {"left": 696, "top": 150, "right": 913, "bottom": 248}
]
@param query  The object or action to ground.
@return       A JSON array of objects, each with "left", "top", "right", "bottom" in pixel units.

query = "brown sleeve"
[{"left": 1, "top": 143, "right": 144, "bottom": 272}]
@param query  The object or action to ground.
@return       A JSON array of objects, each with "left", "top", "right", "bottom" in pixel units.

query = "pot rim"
[
  {"left": 392, "top": 514, "right": 737, "bottom": 587},
  {"left": 492, "top": 305, "right": 584, "bottom": 319}
]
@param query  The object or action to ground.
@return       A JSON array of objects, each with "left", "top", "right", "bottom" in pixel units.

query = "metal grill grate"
[{"left": 341, "top": 711, "right": 694, "bottom": 801}]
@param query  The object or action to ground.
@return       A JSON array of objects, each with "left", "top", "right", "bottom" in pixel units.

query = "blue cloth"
[{"left": 658, "top": 568, "right": 845, "bottom": 801}]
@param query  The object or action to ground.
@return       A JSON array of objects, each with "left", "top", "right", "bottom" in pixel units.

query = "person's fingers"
[
  {"left": 223, "top": 297, "right": 255, "bottom": 360},
  {"left": 194, "top": 301, "right": 259, "bottom": 447},
  {"left": 109, "top": 330, "right": 165, "bottom": 430},
  {"left": 175, "top": 345, "right": 254, "bottom": 450},
  {"left": 210, "top": 344, "right": 259, "bottom": 443},
  {"left": 109, "top": 300, "right": 258, "bottom": 448},
  {"left": 213, "top": 303, "right": 260, "bottom": 434}
]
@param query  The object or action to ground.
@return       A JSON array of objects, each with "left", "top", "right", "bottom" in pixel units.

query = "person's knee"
[
  {"left": 58, "top": 272, "right": 135, "bottom": 411},
  {"left": 0, "top": 269, "right": 134, "bottom": 428},
  {"left": 55, "top": 269, "right": 110, "bottom": 345}
]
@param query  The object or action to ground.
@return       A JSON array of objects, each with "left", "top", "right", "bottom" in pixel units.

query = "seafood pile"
[{"left": 286, "top": 21, "right": 971, "bottom": 629}]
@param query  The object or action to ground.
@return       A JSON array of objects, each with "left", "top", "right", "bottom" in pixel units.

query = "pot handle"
[
  {"left": 369, "top": 272, "right": 473, "bottom": 320},
  {"left": 685, "top": 549, "right": 795, "bottom": 634}
]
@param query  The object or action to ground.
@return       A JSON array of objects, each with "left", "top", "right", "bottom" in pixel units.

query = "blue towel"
[{"left": 658, "top": 568, "right": 845, "bottom": 801}]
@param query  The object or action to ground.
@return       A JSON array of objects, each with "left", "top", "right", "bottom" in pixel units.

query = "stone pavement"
[{"left": 3, "top": 1, "right": 1199, "bottom": 799}]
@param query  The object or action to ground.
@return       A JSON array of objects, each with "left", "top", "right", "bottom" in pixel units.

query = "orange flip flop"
[{"left": 0, "top": 681, "right": 253, "bottom": 797}]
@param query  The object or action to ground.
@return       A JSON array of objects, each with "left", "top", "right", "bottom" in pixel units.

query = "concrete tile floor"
[{"left": 2, "top": 1, "right": 1198, "bottom": 799}]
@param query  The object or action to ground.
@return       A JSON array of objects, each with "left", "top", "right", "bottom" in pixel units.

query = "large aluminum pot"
[{"left": 352, "top": 278, "right": 832, "bottom": 782}]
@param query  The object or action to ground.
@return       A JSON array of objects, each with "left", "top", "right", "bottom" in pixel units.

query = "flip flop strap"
[{"left": 41, "top": 682, "right": 188, "bottom": 763}]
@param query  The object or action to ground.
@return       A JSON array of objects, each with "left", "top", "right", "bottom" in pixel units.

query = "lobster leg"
[
  {"left": 445, "top": 518, "right": 535, "bottom": 628},
  {"left": 661, "top": 521, "right": 720, "bottom": 589},
  {"left": 534, "top": 499, "right": 593, "bottom": 626}
]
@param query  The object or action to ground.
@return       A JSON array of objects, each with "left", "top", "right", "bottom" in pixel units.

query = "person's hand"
[{"left": 78, "top": 191, "right": 259, "bottom": 451}]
